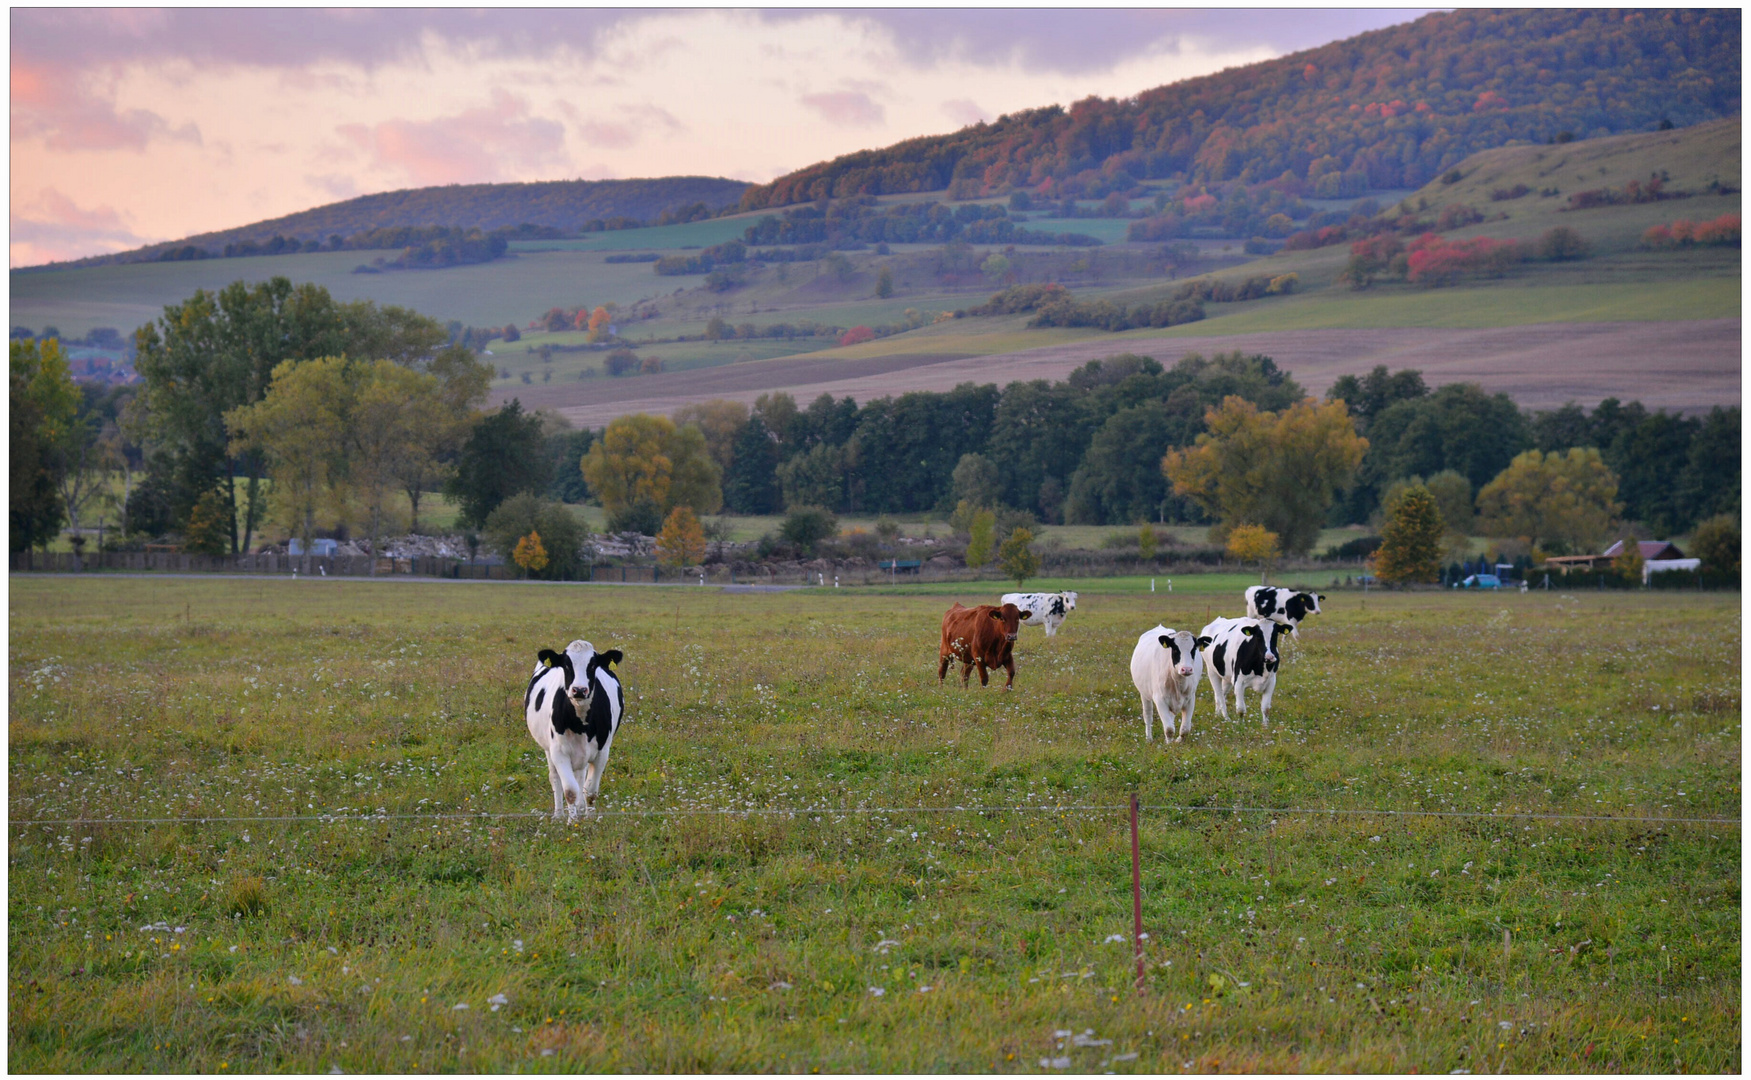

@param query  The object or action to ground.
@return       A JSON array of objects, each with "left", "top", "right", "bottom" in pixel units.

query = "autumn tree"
[
  {"left": 512, "top": 530, "right": 549, "bottom": 577},
  {"left": 1225, "top": 523, "right": 1281, "bottom": 582},
  {"left": 1690, "top": 515, "right": 1739, "bottom": 576},
  {"left": 999, "top": 526, "right": 1040, "bottom": 587},
  {"left": 671, "top": 399, "right": 750, "bottom": 473},
  {"left": 225, "top": 356, "right": 349, "bottom": 566},
  {"left": 1475, "top": 448, "right": 1621, "bottom": 554},
  {"left": 483, "top": 494, "right": 586, "bottom": 580},
  {"left": 656, "top": 505, "right": 707, "bottom": 568},
  {"left": 1611, "top": 535, "right": 1645, "bottom": 581},
  {"left": 581, "top": 413, "right": 722, "bottom": 534},
  {"left": 1163, "top": 396, "right": 1367, "bottom": 554},
  {"left": 1374, "top": 484, "right": 1445, "bottom": 584}
]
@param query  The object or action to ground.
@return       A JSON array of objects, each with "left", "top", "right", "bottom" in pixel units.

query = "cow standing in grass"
[
  {"left": 1000, "top": 591, "right": 1079, "bottom": 636},
  {"left": 1200, "top": 617, "right": 1284, "bottom": 726},
  {"left": 938, "top": 602, "right": 1030, "bottom": 689},
  {"left": 1244, "top": 586, "right": 1325, "bottom": 640},
  {"left": 524, "top": 640, "right": 625, "bottom": 821},
  {"left": 1129, "top": 625, "right": 1212, "bottom": 743}
]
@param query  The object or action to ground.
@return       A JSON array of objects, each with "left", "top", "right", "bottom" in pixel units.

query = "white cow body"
[
  {"left": 1129, "top": 625, "right": 1211, "bottom": 742},
  {"left": 1001, "top": 591, "right": 1079, "bottom": 636},
  {"left": 1200, "top": 617, "right": 1283, "bottom": 726},
  {"left": 524, "top": 639, "right": 625, "bottom": 821}
]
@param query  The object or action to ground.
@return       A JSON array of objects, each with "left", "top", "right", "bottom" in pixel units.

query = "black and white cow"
[
  {"left": 1200, "top": 616, "right": 1284, "bottom": 726},
  {"left": 1129, "top": 625, "right": 1213, "bottom": 743},
  {"left": 524, "top": 639, "right": 625, "bottom": 821},
  {"left": 1000, "top": 591, "right": 1079, "bottom": 636},
  {"left": 1244, "top": 586, "right": 1325, "bottom": 640}
]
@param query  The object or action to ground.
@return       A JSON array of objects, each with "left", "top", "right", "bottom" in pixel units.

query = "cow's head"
[
  {"left": 537, "top": 639, "right": 610, "bottom": 706},
  {"left": 1293, "top": 591, "right": 1324, "bottom": 617},
  {"left": 992, "top": 603, "right": 1030, "bottom": 642},
  {"left": 1155, "top": 628, "right": 1209, "bottom": 678},
  {"left": 1239, "top": 622, "right": 1279, "bottom": 666},
  {"left": 1062, "top": 592, "right": 1078, "bottom": 611}
]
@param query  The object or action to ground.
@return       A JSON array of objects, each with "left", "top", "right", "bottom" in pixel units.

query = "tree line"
[{"left": 740, "top": 10, "right": 1737, "bottom": 210}]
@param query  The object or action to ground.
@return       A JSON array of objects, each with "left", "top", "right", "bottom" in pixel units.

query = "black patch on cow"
[
  {"left": 1196, "top": 635, "right": 1213, "bottom": 650},
  {"left": 1286, "top": 593, "right": 1315, "bottom": 622},
  {"left": 550, "top": 686, "right": 586, "bottom": 737},
  {"left": 1209, "top": 641, "right": 1228, "bottom": 676},
  {"left": 1252, "top": 589, "right": 1280, "bottom": 617},
  {"left": 1235, "top": 623, "right": 1285, "bottom": 677},
  {"left": 1050, "top": 597, "right": 1066, "bottom": 617},
  {"left": 528, "top": 649, "right": 574, "bottom": 712},
  {"left": 585, "top": 649, "right": 623, "bottom": 685},
  {"left": 534, "top": 687, "right": 547, "bottom": 712},
  {"left": 1160, "top": 635, "right": 1183, "bottom": 666}
]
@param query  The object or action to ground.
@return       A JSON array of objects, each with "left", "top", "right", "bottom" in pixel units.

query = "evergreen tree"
[
  {"left": 722, "top": 415, "right": 782, "bottom": 514},
  {"left": 448, "top": 400, "right": 552, "bottom": 527}
]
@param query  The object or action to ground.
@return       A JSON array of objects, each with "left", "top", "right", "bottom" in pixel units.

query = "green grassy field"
[{"left": 9, "top": 577, "right": 1738, "bottom": 1072}]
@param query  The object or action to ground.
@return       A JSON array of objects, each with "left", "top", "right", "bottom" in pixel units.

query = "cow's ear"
[
  {"left": 598, "top": 649, "right": 623, "bottom": 667},
  {"left": 1018, "top": 610, "right": 1032, "bottom": 621},
  {"left": 1241, "top": 626, "right": 1256, "bottom": 638},
  {"left": 537, "top": 648, "right": 563, "bottom": 668},
  {"left": 1317, "top": 594, "right": 1326, "bottom": 601},
  {"left": 1196, "top": 636, "right": 1213, "bottom": 649},
  {"left": 1157, "top": 634, "right": 1171, "bottom": 648}
]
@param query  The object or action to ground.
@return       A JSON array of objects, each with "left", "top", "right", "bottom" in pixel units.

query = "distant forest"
[
  {"left": 743, "top": 9, "right": 1740, "bottom": 208},
  {"left": 23, "top": 176, "right": 751, "bottom": 272}
]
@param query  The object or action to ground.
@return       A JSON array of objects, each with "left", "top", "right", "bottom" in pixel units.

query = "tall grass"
[{"left": 8, "top": 578, "right": 1738, "bottom": 1071}]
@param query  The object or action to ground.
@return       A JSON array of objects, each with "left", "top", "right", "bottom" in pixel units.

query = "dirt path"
[{"left": 502, "top": 319, "right": 1741, "bottom": 426}]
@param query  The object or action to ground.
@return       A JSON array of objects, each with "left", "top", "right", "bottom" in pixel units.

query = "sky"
[{"left": 10, "top": 8, "right": 1435, "bottom": 267}]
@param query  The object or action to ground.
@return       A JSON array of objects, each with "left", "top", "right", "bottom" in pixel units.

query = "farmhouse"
[{"left": 1544, "top": 539, "right": 1700, "bottom": 582}]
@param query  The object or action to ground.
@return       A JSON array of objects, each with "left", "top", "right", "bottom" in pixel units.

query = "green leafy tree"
[
  {"left": 1138, "top": 523, "right": 1157, "bottom": 561},
  {"left": 1690, "top": 514, "right": 1739, "bottom": 576},
  {"left": 965, "top": 508, "right": 997, "bottom": 567},
  {"left": 722, "top": 415, "right": 782, "bottom": 514},
  {"left": 951, "top": 452, "right": 1003, "bottom": 510},
  {"left": 875, "top": 265, "right": 895, "bottom": 298},
  {"left": 779, "top": 506, "right": 838, "bottom": 555},
  {"left": 10, "top": 338, "right": 78, "bottom": 553},
  {"left": 448, "top": 400, "right": 553, "bottom": 527},
  {"left": 777, "top": 442, "right": 847, "bottom": 512},
  {"left": 224, "top": 356, "right": 350, "bottom": 563},
  {"left": 1611, "top": 535, "right": 1645, "bottom": 581},
  {"left": 998, "top": 526, "right": 1040, "bottom": 586},
  {"left": 1375, "top": 485, "right": 1445, "bottom": 584},
  {"left": 483, "top": 494, "right": 586, "bottom": 580}
]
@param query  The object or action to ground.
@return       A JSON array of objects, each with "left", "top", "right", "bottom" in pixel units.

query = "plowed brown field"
[{"left": 503, "top": 319, "right": 1741, "bottom": 427}]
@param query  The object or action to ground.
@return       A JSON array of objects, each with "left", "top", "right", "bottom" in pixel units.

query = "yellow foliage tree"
[
  {"left": 1163, "top": 396, "right": 1367, "bottom": 554},
  {"left": 586, "top": 306, "right": 612, "bottom": 343},
  {"left": 1225, "top": 523, "right": 1281, "bottom": 581},
  {"left": 1475, "top": 448, "right": 1621, "bottom": 553},
  {"left": 512, "top": 530, "right": 548, "bottom": 577},
  {"left": 655, "top": 505, "right": 707, "bottom": 568},
  {"left": 580, "top": 413, "right": 723, "bottom": 528},
  {"left": 1611, "top": 536, "right": 1644, "bottom": 581}
]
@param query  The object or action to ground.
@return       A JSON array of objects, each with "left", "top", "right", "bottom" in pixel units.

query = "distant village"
[{"left": 10, "top": 326, "right": 138, "bottom": 384}]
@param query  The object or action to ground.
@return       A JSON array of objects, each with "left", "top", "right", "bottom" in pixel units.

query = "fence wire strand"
[{"left": 10, "top": 803, "right": 1738, "bottom": 828}]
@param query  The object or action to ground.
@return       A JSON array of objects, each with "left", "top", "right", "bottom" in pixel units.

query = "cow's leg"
[
  {"left": 554, "top": 757, "right": 584, "bottom": 823},
  {"left": 1139, "top": 691, "right": 1154, "bottom": 741},
  {"left": 1001, "top": 656, "right": 1016, "bottom": 689},
  {"left": 1258, "top": 674, "right": 1275, "bottom": 727},
  {"left": 1179, "top": 680, "right": 1198, "bottom": 741},
  {"left": 1043, "top": 619, "right": 1057, "bottom": 638},
  {"left": 938, "top": 654, "right": 952, "bottom": 683},
  {"left": 546, "top": 758, "right": 565, "bottom": 820},
  {"left": 975, "top": 658, "right": 990, "bottom": 687},
  {"left": 1233, "top": 679, "right": 1249, "bottom": 716},
  {"left": 1210, "top": 677, "right": 1231, "bottom": 720},
  {"left": 583, "top": 746, "right": 612, "bottom": 816}
]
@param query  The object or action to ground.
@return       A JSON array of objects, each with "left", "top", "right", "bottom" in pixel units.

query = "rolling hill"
[
  {"left": 20, "top": 175, "right": 752, "bottom": 272},
  {"left": 744, "top": 9, "right": 1740, "bottom": 208}
]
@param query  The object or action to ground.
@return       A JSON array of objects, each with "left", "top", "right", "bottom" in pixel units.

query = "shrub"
[
  {"left": 838, "top": 326, "right": 875, "bottom": 347},
  {"left": 779, "top": 506, "right": 838, "bottom": 555},
  {"left": 1406, "top": 233, "right": 1523, "bottom": 286},
  {"left": 605, "top": 349, "right": 638, "bottom": 376},
  {"left": 1536, "top": 226, "right": 1591, "bottom": 261},
  {"left": 485, "top": 494, "right": 587, "bottom": 579}
]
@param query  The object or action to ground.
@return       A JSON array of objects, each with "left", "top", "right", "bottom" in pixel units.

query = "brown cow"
[{"left": 937, "top": 602, "right": 1031, "bottom": 689}]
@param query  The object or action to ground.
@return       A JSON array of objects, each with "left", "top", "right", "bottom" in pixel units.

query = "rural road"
[{"left": 520, "top": 318, "right": 1741, "bottom": 427}]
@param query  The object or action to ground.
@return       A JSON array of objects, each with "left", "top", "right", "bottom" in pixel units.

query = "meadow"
[{"left": 8, "top": 576, "right": 1739, "bottom": 1072}]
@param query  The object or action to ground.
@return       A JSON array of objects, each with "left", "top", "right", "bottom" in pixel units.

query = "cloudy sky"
[{"left": 10, "top": 8, "right": 1432, "bottom": 267}]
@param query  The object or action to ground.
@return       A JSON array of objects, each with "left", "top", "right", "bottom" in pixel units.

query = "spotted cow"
[
  {"left": 938, "top": 602, "right": 1031, "bottom": 689},
  {"left": 1244, "top": 586, "right": 1325, "bottom": 640},
  {"left": 1200, "top": 616, "right": 1285, "bottom": 726},
  {"left": 1129, "top": 625, "right": 1213, "bottom": 743},
  {"left": 1000, "top": 591, "right": 1079, "bottom": 637},
  {"left": 524, "top": 639, "right": 625, "bottom": 821}
]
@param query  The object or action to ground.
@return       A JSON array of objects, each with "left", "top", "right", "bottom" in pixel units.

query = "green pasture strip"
[
  {"left": 507, "top": 216, "right": 757, "bottom": 253},
  {"left": 9, "top": 580, "right": 1738, "bottom": 1072}
]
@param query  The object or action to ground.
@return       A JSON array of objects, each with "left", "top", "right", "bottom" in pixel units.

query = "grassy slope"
[{"left": 8, "top": 579, "right": 1738, "bottom": 1072}]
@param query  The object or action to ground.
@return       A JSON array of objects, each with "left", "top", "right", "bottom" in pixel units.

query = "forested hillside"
[
  {"left": 744, "top": 9, "right": 1740, "bottom": 208},
  {"left": 26, "top": 176, "right": 751, "bottom": 271}
]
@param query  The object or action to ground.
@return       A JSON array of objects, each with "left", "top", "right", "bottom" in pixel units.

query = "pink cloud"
[
  {"left": 10, "top": 187, "right": 149, "bottom": 265},
  {"left": 341, "top": 89, "right": 567, "bottom": 186},
  {"left": 800, "top": 90, "right": 885, "bottom": 128},
  {"left": 11, "top": 61, "right": 201, "bottom": 153}
]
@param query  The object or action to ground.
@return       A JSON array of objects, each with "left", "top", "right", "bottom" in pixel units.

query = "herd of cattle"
[
  {"left": 523, "top": 586, "right": 1323, "bottom": 821},
  {"left": 939, "top": 586, "right": 1324, "bottom": 741}
]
